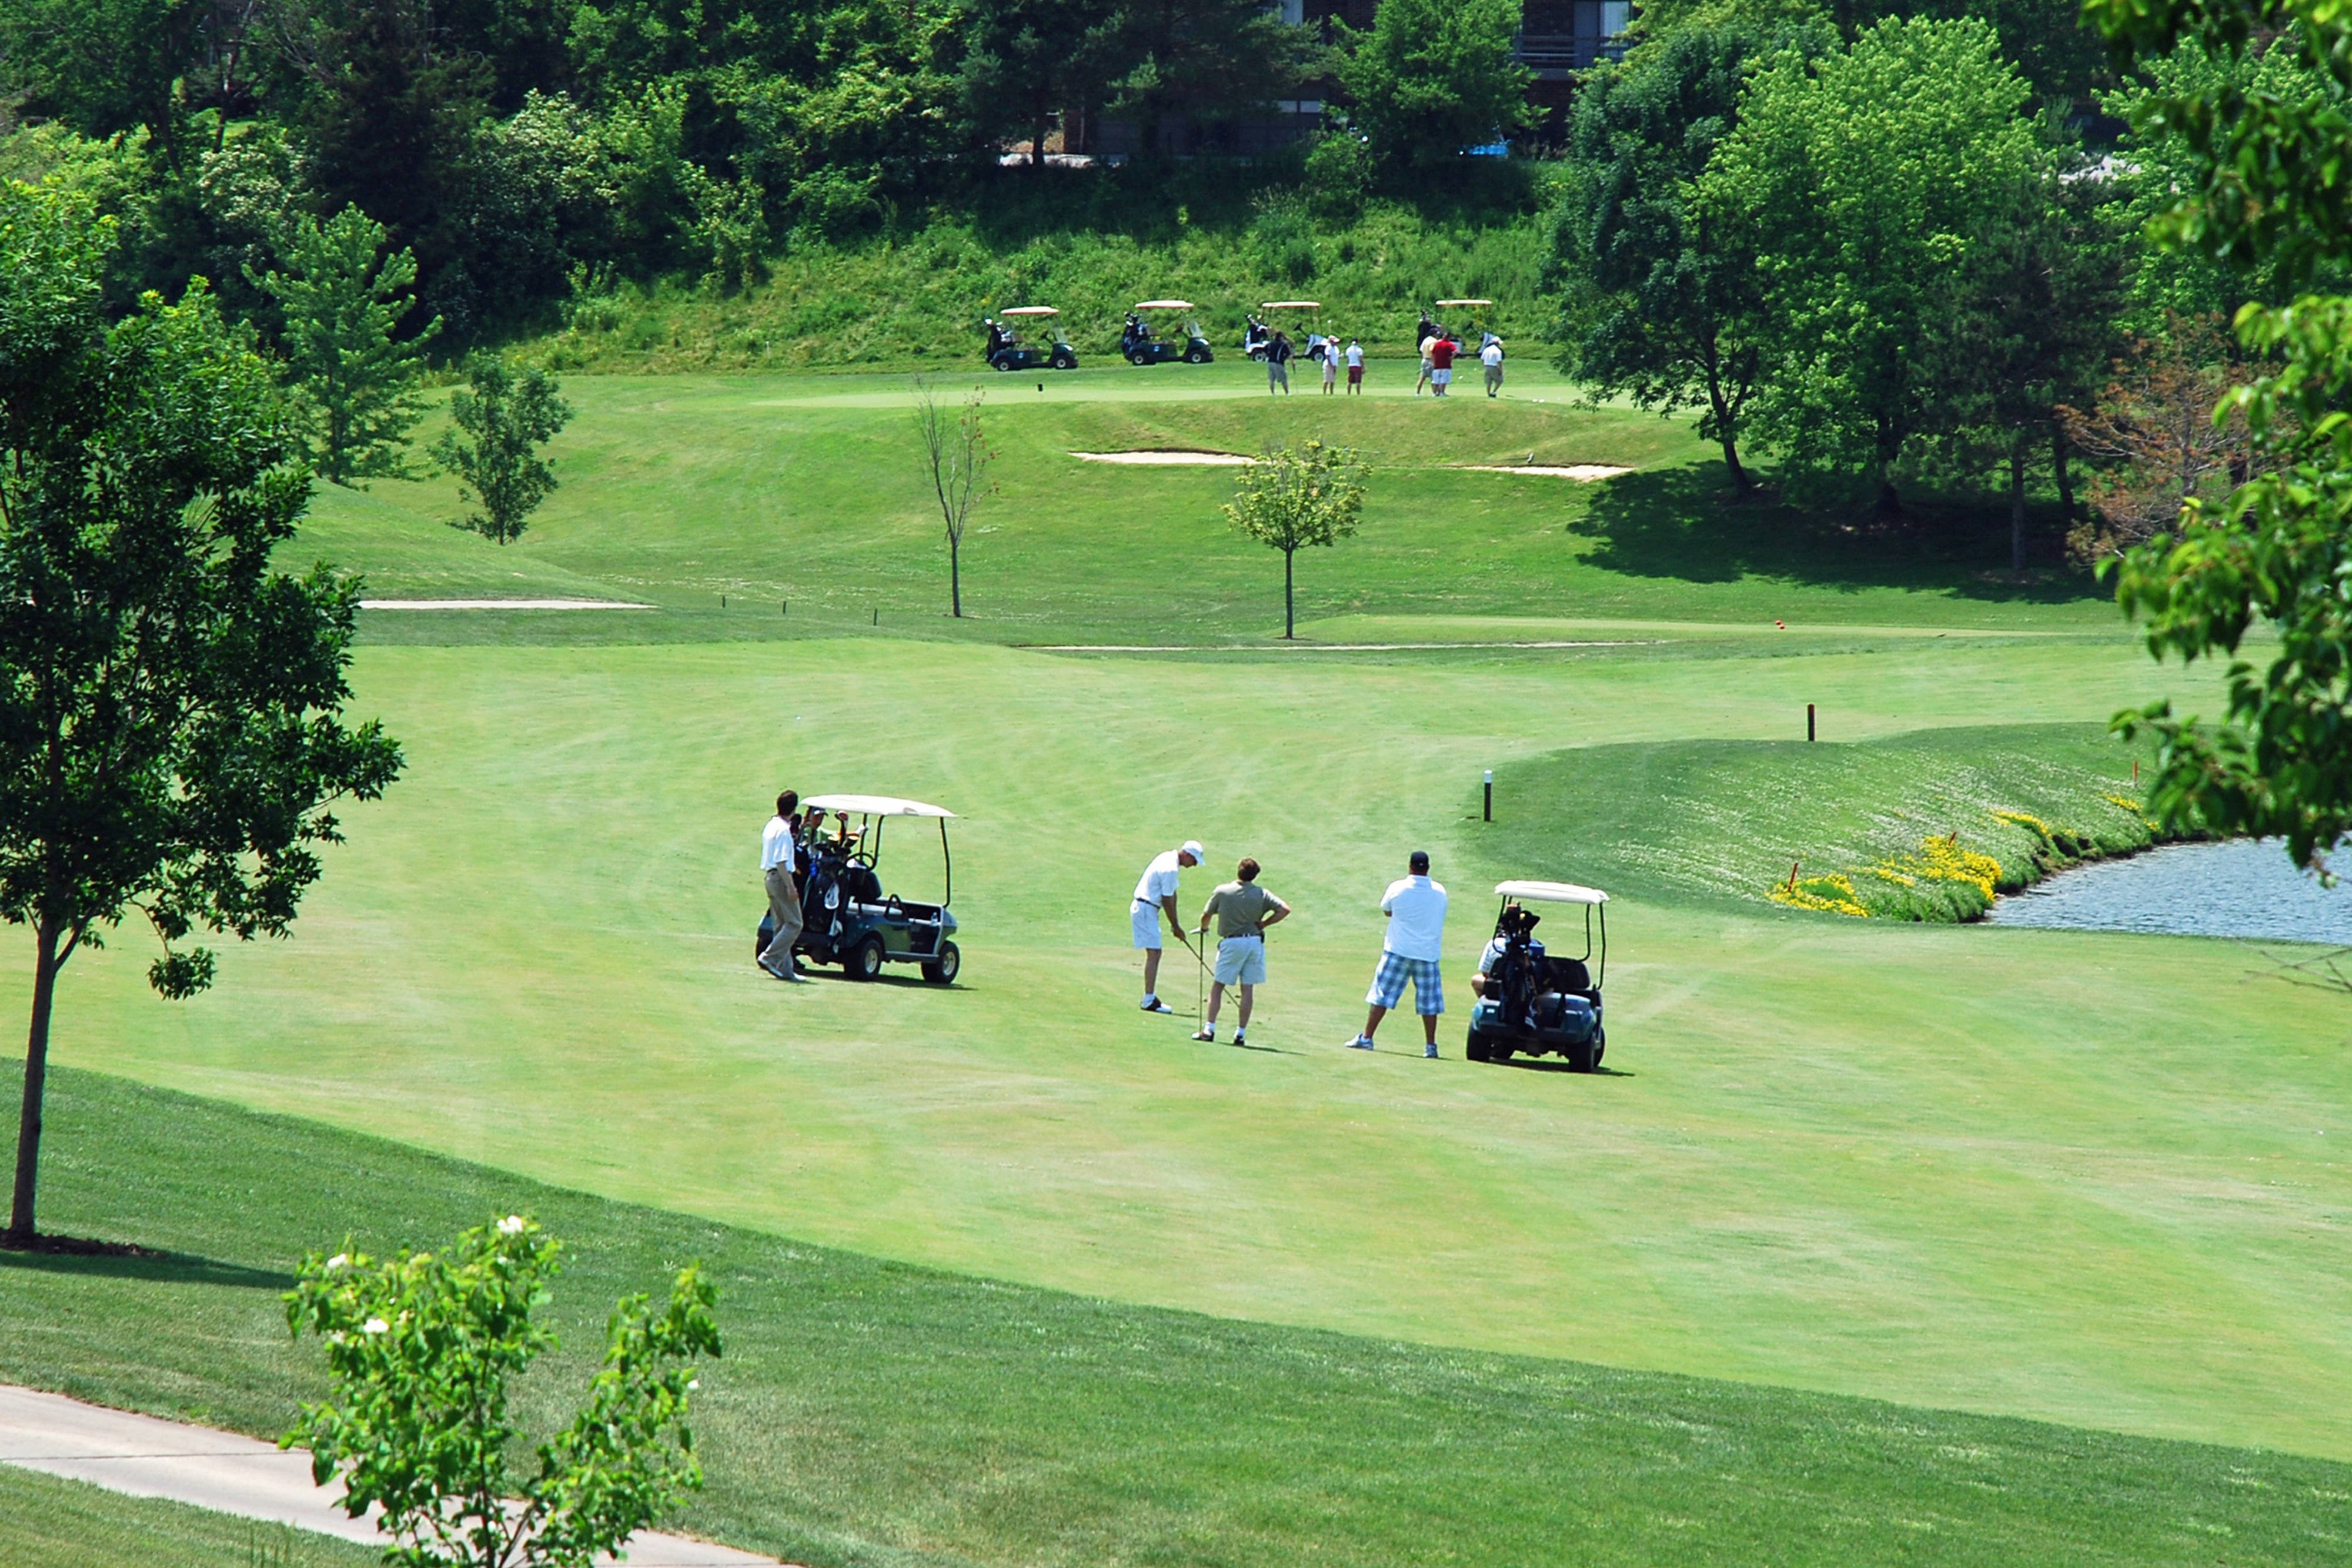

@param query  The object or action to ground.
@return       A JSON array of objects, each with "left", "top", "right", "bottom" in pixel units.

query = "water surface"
[{"left": 1985, "top": 837, "right": 2352, "bottom": 943}]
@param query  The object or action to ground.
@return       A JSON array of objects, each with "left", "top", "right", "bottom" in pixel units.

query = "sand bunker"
[
  {"left": 1461, "top": 464, "right": 1633, "bottom": 480},
  {"left": 359, "top": 598, "right": 654, "bottom": 610},
  {"left": 1070, "top": 449, "right": 1255, "bottom": 465}
]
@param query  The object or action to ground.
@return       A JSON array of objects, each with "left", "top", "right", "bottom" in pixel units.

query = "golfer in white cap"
[{"left": 1132, "top": 840, "right": 1205, "bottom": 1012}]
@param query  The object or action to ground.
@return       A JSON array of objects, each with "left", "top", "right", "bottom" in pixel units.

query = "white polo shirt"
[
  {"left": 761, "top": 815, "right": 797, "bottom": 873},
  {"left": 1381, "top": 875, "right": 1448, "bottom": 960},
  {"left": 1132, "top": 849, "right": 1185, "bottom": 908}
]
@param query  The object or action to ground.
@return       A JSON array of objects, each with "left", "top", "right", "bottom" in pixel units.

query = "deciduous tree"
[
  {"left": 914, "top": 377, "right": 995, "bottom": 618},
  {"left": 0, "top": 181, "right": 401, "bottom": 1247},
  {"left": 2085, "top": 0, "right": 2352, "bottom": 874},
  {"left": 434, "top": 356, "right": 573, "bottom": 546},
  {"left": 1334, "top": 0, "right": 1531, "bottom": 170},
  {"left": 1224, "top": 440, "right": 1364, "bottom": 639},
  {"left": 286, "top": 1216, "right": 721, "bottom": 1568}
]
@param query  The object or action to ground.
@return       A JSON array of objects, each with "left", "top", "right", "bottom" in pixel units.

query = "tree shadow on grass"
[
  {"left": 0, "top": 1243, "right": 293, "bottom": 1291},
  {"left": 1573, "top": 464, "right": 2111, "bottom": 604}
]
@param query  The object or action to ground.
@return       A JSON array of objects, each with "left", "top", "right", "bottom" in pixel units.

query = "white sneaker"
[
  {"left": 1142, "top": 997, "right": 1175, "bottom": 1014},
  {"left": 1344, "top": 1035, "right": 1375, "bottom": 1051},
  {"left": 1191, "top": 1028, "right": 1215, "bottom": 1042}
]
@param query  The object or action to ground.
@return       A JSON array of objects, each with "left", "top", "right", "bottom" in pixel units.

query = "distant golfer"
[
  {"left": 1482, "top": 336, "right": 1505, "bottom": 397},
  {"left": 1132, "top": 840, "right": 1206, "bottom": 1012},
  {"left": 1192, "top": 857, "right": 1291, "bottom": 1047},
  {"left": 1321, "top": 340, "right": 1339, "bottom": 394},
  {"left": 1345, "top": 338, "right": 1364, "bottom": 394},
  {"left": 759, "top": 790, "right": 806, "bottom": 982},
  {"left": 1429, "top": 333, "right": 1459, "bottom": 397},
  {"left": 1415, "top": 330, "right": 1436, "bottom": 396},
  {"left": 1267, "top": 330, "right": 1294, "bottom": 395},
  {"left": 1345, "top": 850, "right": 1447, "bottom": 1057}
]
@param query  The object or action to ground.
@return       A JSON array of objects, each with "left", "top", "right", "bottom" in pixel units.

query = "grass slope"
[
  {"left": 9, "top": 630, "right": 2346, "bottom": 1463},
  {"left": 0, "top": 1466, "right": 376, "bottom": 1568},
  {"left": 299, "top": 366, "right": 2106, "bottom": 644},
  {"left": 1492, "top": 724, "right": 2164, "bottom": 919},
  {"left": 8, "top": 1063, "right": 2350, "bottom": 1568}
]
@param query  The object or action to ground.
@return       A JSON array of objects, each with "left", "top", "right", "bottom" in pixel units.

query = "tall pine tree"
[{"left": 255, "top": 206, "right": 440, "bottom": 486}]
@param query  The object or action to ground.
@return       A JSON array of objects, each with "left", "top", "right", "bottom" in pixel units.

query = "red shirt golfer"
[{"left": 1428, "top": 336, "right": 1459, "bottom": 396}]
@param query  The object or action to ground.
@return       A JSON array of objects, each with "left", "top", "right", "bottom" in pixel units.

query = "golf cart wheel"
[
  {"left": 1489, "top": 1041, "right": 1514, "bottom": 1064},
  {"left": 1567, "top": 1036, "right": 1598, "bottom": 1073},
  {"left": 1465, "top": 1032, "right": 1490, "bottom": 1064},
  {"left": 1183, "top": 345, "right": 1211, "bottom": 364},
  {"left": 1049, "top": 350, "right": 1077, "bottom": 370},
  {"left": 1593, "top": 1028, "right": 1605, "bottom": 1068},
  {"left": 922, "top": 940, "right": 960, "bottom": 985},
  {"left": 846, "top": 935, "right": 886, "bottom": 981}
]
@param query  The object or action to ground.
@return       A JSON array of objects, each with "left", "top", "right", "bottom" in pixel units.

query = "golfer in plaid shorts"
[{"left": 1345, "top": 850, "right": 1448, "bottom": 1058}]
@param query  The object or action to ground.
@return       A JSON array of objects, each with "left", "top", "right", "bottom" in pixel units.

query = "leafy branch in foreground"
[
  {"left": 286, "top": 1216, "right": 721, "bottom": 1568},
  {"left": 2084, "top": 0, "right": 2352, "bottom": 875}
]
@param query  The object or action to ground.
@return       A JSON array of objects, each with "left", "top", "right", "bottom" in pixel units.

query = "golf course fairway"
[{"left": 5, "top": 365, "right": 2348, "bottom": 1563}]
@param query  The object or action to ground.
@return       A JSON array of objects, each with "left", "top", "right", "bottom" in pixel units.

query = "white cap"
[{"left": 1180, "top": 840, "right": 1206, "bottom": 864}]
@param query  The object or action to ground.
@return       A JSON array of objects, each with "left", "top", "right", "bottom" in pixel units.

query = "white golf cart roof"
[
  {"left": 803, "top": 794, "right": 957, "bottom": 819},
  {"left": 998, "top": 305, "right": 1058, "bottom": 317},
  {"left": 1134, "top": 299, "right": 1195, "bottom": 310},
  {"left": 1261, "top": 300, "right": 1322, "bottom": 309},
  {"left": 1436, "top": 297, "right": 1494, "bottom": 307},
  {"left": 1494, "top": 880, "right": 1608, "bottom": 905}
]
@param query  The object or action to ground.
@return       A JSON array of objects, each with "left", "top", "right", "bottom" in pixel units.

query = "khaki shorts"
[{"left": 1214, "top": 935, "right": 1267, "bottom": 985}]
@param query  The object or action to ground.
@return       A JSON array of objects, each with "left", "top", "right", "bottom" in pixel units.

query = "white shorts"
[
  {"left": 1213, "top": 935, "right": 1267, "bottom": 985},
  {"left": 1432, "top": 367, "right": 1452, "bottom": 386},
  {"left": 1131, "top": 903, "right": 1162, "bottom": 950}
]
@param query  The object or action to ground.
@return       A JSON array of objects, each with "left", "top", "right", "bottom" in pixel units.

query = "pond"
[{"left": 1984, "top": 837, "right": 2352, "bottom": 944}]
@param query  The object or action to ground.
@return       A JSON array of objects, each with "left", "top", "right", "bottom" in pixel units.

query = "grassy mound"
[
  {"left": 1488, "top": 724, "right": 2163, "bottom": 920},
  {"left": 6, "top": 1062, "right": 2348, "bottom": 1568},
  {"left": 537, "top": 199, "right": 1552, "bottom": 374}
]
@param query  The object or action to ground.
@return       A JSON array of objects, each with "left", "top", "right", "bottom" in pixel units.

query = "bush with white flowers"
[{"left": 285, "top": 1215, "right": 720, "bottom": 1568}]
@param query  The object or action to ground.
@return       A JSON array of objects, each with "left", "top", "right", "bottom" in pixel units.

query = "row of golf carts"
[{"left": 981, "top": 297, "right": 1495, "bottom": 373}]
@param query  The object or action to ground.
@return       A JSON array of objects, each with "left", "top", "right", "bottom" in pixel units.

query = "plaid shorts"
[{"left": 1367, "top": 951, "right": 1444, "bottom": 1015}]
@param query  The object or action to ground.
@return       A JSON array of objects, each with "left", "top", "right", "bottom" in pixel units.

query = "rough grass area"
[
  {"left": 1489, "top": 724, "right": 2164, "bottom": 920},
  {"left": 536, "top": 199, "right": 1551, "bottom": 373},
  {"left": 0, "top": 1465, "right": 375, "bottom": 1568},
  {"left": 7, "top": 1063, "right": 2350, "bottom": 1568}
]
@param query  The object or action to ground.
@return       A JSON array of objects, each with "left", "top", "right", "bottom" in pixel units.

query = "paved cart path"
[{"left": 0, "top": 1385, "right": 783, "bottom": 1566}]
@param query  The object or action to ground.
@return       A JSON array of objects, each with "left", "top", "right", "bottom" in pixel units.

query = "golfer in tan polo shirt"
[{"left": 1192, "top": 857, "right": 1290, "bottom": 1048}]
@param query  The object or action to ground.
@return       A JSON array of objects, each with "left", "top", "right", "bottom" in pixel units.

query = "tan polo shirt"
[{"left": 1203, "top": 881, "right": 1284, "bottom": 938}]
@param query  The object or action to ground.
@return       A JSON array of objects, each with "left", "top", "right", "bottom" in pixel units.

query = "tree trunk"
[
  {"left": 950, "top": 533, "right": 962, "bottom": 618},
  {"left": 2052, "top": 427, "right": 2074, "bottom": 520},
  {"left": 7, "top": 922, "right": 62, "bottom": 1246},
  {"left": 1032, "top": 112, "right": 1049, "bottom": 169},
  {"left": 1873, "top": 420, "right": 1901, "bottom": 517},
  {"left": 1283, "top": 548, "right": 1295, "bottom": 640},
  {"left": 1719, "top": 432, "right": 1750, "bottom": 494},
  {"left": 2010, "top": 438, "right": 2029, "bottom": 574}
]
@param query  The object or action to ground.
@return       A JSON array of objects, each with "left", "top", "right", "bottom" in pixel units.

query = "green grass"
[
  {"left": 537, "top": 196, "right": 1555, "bottom": 372},
  {"left": 300, "top": 365, "right": 2110, "bottom": 645},
  {"left": 5, "top": 357, "right": 2343, "bottom": 1563},
  {"left": 0, "top": 1465, "right": 376, "bottom": 1568},
  {"left": 8, "top": 1062, "right": 2351, "bottom": 1568},
  {"left": 1492, "top": 724, "right": 2167, "bottom": 920}
]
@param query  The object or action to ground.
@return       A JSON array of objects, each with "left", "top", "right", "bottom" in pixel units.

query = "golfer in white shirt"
[
  {"left": 1132, "top": 840, "right": 1205, "bottom": 1012},
  {"left": 759, "top": 790, "right": 806, "bottom": 982},
  {"left": 1346, "top": 850, "right": 1447, "bottom": 1057}
]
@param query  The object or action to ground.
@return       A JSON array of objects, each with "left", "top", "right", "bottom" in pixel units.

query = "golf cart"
[
  {"left": 1432, "top": 297, "right": 1494, "bottom": 347},
  {"left": 984, "top": 306, "right": 1078, "bottom": 372},
  {"left": 1122, "top": 300, "right": 1214, "bottom": 365},
  {"left": 1464, "top": 881, "right": 1608, "bottom": 1070},
  {"left": 758, "top": 794, "right": 962, "bottom": 983},
  {"left": 1255, "top": 300, "right": 1332, "bottom": 363}
]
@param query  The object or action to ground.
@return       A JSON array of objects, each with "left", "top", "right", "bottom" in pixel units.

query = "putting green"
[{"left": 6, "top": 368, "right": 2344, "bottom": 1476}]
